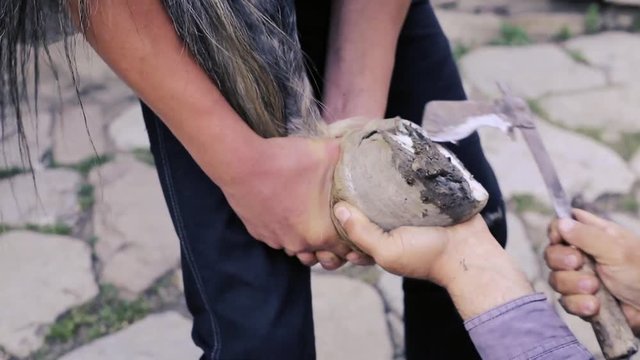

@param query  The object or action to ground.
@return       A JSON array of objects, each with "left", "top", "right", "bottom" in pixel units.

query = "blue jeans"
[{"left": 142, "top": 1, "right": 506, "bottom": 359}]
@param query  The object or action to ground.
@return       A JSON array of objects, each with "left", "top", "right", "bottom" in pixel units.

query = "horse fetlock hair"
[{"left": 1, "top": 0, "right": 325, "bottom": 169}]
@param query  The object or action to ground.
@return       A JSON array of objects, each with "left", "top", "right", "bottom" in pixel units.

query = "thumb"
[
  {"left": 557, "top": 218, "right": 611, "bottom": 260},
  {"left": 333, "top": 202, "right": 390, "bottom": 258}
]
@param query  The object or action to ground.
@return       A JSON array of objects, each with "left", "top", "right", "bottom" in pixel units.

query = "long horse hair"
[{"left": 1, "top": 0, "right": 324, "bottom": 170}]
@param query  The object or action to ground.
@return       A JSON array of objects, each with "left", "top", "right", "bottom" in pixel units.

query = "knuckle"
[{"left": 548, "top": 272, "right": 560, "bottom": 291}]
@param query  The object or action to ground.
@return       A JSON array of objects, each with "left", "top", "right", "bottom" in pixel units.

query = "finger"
[
  {"left": 327, "top": 242, "right": 352, "bottom": 260},
  {"left": 316, "top": 251, "right": 346, "bottom": 271},
  {"left": 548, "top": 271, "right": 599, "bottom": 295},
  {"left": 548, "top": 218, "right": 563, "bottom": 245},
  {"left": 544, "top": 244, "right": 584, "bottom": 271},
  {"left": 285, "top": 249, "right": 296, "bottom": 257},
  {"left": 555, "top": 218, "right": 611, "bottom": 259},
  {"left": 572, "top": 208, "right": 611, "bottom": 230},
  {"left": 346, "top": 251, "right": 375, "bottom": 266},
  {"left": 560, "top": 294, "right": 600, "bottom": 317},
  {"left": 296, "top": 252, "right": 318, "bottom": 267},
  {"left": 621, "top": 303, "right": 640, "bottom": 336},
  {"left": 333, "top": 202, "right": 390, "bottom": 258}
]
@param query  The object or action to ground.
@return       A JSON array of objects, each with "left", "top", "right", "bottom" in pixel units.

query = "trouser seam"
[{"left": 153, "top": 119, "right": 222, "bottom": 360}]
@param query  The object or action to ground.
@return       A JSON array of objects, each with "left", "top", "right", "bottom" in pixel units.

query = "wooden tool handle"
[
  {"left": 571, "top": 196, "right": 638, "bottom": 359},
  {"left": 579, "top": 255, "right": 638, "bottom": 359}
]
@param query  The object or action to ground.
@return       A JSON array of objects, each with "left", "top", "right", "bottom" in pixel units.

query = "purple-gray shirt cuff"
[{"left": 464, "top": 293, "right": 593, "bottom": 360}]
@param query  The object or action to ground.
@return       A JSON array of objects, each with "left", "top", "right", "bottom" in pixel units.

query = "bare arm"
[
  {"left": 68, "top": 0, "right": 260, "bottom": 186},
  {"left": 323, "top": 0, "right": 411, "bottom": 123},
  {"left": 67, "top": 0, "right": 347, "bottom": 262}
]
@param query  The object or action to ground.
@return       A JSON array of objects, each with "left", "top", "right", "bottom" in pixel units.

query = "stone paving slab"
[
  {"left": 376, "top": 272, "right": 403, "bottom": 318},
  {"left": 312, "top": 274, "right": 393, "bottom": 360},
  {"left": 1, "top": 110, "right": 53, "bottom": 170},
  {"left": 108, "top": 105, "right": 150, "bottom": 151},
  {"left": 58, "top": 312, "right": 201, "bottom": 360},
  {"left": 507, "top": 12, "right": 585, "bottom": 41},
  {"left": 505, "top": 213, "right": 541, "bottom": 281},
  {"left": 90, "top": 156, "right": 180, "bottom": 298},
  {"left": 0, "top": 169, "right": 82, "bottom": 227},
  {"left": 478, "top": 119, "right": 635, "bottom": 200},
  {"left": 435, "top": 10, "right": 502, "bottom": 46},
  {"left": 0, "top": 231, "right": 97, "bottom": 357},
  {"left": 52, "top": 103, "right": 113, "bottom": 165},
  {"left": 566, "top": 32, "right": 640, "bottom": 86},
  {"left": 460, "top": 44, "right": 607, "bottom": 98},
  {"left": 33, "top": 36, "right": 121, "bottom": 103},
  {"left": 540, "top": 85, "right": 640, "bottom": 134}
]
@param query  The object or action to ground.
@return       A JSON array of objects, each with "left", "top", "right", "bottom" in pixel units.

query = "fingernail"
[
  {"left": 335, "top": 206, "right": 351, "bottom": 224},
  {"left": 579, "top": 278, "right": 595, "bottom": 292},
  {"left": 583, "top": 300, "right": 597, "bottom": 314},
  {"left": 565, "top": 254, "right": 578, "bottom": 268},
  {"left": 558, "top": 219, "right": 576, "bottom": 233}
]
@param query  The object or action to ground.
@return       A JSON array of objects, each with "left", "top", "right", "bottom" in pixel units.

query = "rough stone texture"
[
  {"left": 377, "top": 272, "right": 403, "bottom": 317},
  {"left": 1, "top": 110, "right": 53, "bottom": 170},
  {"left": 0, "top": 169, "right": 81, "bottom": 226},
  {"left": 628, "top": 149, "right": 640, "bottom": 178},
  {"left": 0, "top": 231, "right": 98, "bottom": 357},
  {"left": 387, "top": 313, "right": 405, "bottom": 360},
  {"left": 507, "top": 12, "right": 585, "bottom": 41},
  {"left": 108, "top": 105, "right": 150, "bottom": 151},
  {"left": 555, "top": 305, "right": 605, "bottom": 359},
  {"left": 312, "top": 274, "right": 392, "bottom": 360},
  {"left": 520, "top": 211, "right": 554, "bottom": 250},
  {"left": 435, "top": 10, "right": 502, "bottom": 46},
  {"left": 478, "top": 119, "right": 635, "bottom": 200},
  {"left": 566, "top": 32, "right": 640, "bottom": 86},
  {"left": 33, "top": 36, "right": 119, "bottom": 102},
  {"left": 29, "top": 36, "right": 138, "bottom": 129},
  {"left": 90, "top": 156, "right": 180, "bottom": 298},
  {"left": 172, "top": 269, "right": 185, "bottom": 293},
  {"left": 53, "top": 103, "right": 113, "bottom": 164},
  {"left": 505, "top": 213, "right": 540, "bottom": 281},
  {"left": 58, "top": 312, "right": 200, "bottom": 360},
  {"left": 541, "top": 86, "right": 640, "bottom": 133},
  {"left": 460, "top": 44, "right": 607, "bottom": 98}
]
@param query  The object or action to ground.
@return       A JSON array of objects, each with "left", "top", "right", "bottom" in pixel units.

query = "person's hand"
[
  {"left": 333, "top": 201, "right": 491, "bottom": 286},
  {"left": 545, "top": 209, "right": 640, "bottom": 335},
  {"left": 333, "top": 201, "right": 533, "bottom": 319},
  {"left": 221, "top": 136, "right": 370, "bottom": 270}
]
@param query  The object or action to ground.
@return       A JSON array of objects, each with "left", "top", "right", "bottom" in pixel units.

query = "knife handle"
[{"left": 578, "top": 254, "right": 638, "bottom": 359}]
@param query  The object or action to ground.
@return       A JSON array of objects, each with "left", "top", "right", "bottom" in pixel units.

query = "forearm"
[
  {"left": 443, "top": 233, "right": 591, "bottom": 359},
  {"left": 443, "top": 230, "right": 533, "bottom": 320},
  {"left": 67, "top": 0, "right": 262, "bottom": 186},
  {"left": 323, "top": 0, "right": 411, "bottom": 123}
]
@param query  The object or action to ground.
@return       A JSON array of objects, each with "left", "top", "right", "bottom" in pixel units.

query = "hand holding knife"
[{"left": 422, "top": 84, "right": 639, "bottom": 359}]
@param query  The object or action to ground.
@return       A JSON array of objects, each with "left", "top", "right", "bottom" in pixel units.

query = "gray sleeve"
[{"left": 464, "top": 293, "right": 594, "bottom": 360}]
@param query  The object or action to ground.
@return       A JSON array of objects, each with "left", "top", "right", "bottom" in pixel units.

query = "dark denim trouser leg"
[
  {"left": 385, "top": 2, "right": 508, "bottom": 359},
  {"left": 142, "top": 105, "right": 316, "bottom": 360}
]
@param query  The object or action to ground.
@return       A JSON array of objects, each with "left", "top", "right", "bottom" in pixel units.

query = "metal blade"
[
  {"left": 515, "top": 115, "right": 573, "bottom": 219},
  {"left": 422, "top": 100, "right": 513, "bottom": 142}
]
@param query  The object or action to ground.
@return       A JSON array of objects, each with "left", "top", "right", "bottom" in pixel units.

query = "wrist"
[{"left": 442, "top": 225, "right": 533, "bottom": 320}]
